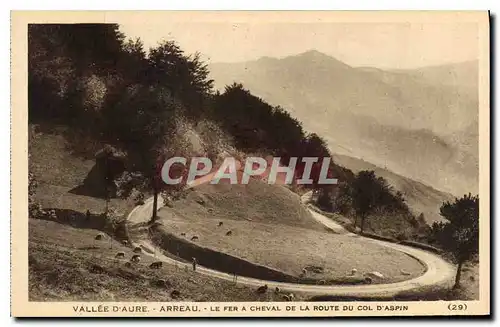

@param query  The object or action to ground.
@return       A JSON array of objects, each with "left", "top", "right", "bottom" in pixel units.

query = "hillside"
[
  {"left": 166, "top": 178, "right": 325, "bottom": 231},
  {"left": 209, "top": 51, "right": 479, "bottom": 196},
  {"left": 392, "top": 60, "right": 478, "bottom": 98},
  {"left": 25, "top": 24, "right": 479, "bottom": 304},
  {"left": 28, "top": 127, "right": 304, "bottom": 301},
  {"left": 29, "top": 219, "right": 290, "bottom": 301},
  {"left": 332, "top": 154, "right": 455, "bottom": 224},
  {"left": 152, "top": 180, "right": 426, "bottom": 284}
]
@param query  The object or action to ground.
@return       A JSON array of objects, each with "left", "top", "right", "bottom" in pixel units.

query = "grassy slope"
[
  {"left": 156, "top": 181, "right": 426, "bottom": 283},
  {"left": 29, "top": 219, "right": 290, "bottom": 301},
  {"left": 28, "top": 127, "right": 293, "bottom": 301},
  {"left": 28, "top": 126, "right": 477, "bottom": 300},
  {"left": 169, "top": 179, "right": 325, "bottom": 231},
  {"left": 29, "top": 126, "right": 133, "bottom": 215}
]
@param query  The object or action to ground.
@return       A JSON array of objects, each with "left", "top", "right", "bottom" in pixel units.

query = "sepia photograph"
[{"left": 11, "top": 10, "right": 490, "bottom": 317}]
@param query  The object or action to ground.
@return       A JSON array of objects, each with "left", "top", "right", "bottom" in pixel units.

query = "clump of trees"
[
  {"left": 28, "top": 23, "right": 348, "bottom": 212},
  {"left": 314, "top": 168, "right": 417, "bottom": 237},
  {"left": 29, "top": 26, "right": 482, "bottom": 285},
  {"left": 27, "top": 24, "right": 430, "bottom": 245},
  {"left": 349, "top": 170, "right": 411, "bottom": 234},
  {"left": 430, "top": 193, "right": 479, "bottom": 289}
]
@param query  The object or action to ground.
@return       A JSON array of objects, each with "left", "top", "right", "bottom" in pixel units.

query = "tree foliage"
[
  {"left": 430, "top": 193, "right": 479, "bottom": 288},
  {"left": 27, "top": 24, "right": 375, "bottom": 219},
  {"left": 349, "top": 170, "right": 413, "bottom": 233}
]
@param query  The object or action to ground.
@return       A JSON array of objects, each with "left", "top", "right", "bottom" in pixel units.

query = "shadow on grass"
[
  {"left": 77, "top": 246, "right": 100, "bottom": 250},
  {"left": 36, "top": 208, "right": 107, "bottom": 230},
  {"left": 68, "top": 165, "right": 109, "bottom": 199},
  {"left": 34, "top": 207, "right": 131, "bottom": 243}
]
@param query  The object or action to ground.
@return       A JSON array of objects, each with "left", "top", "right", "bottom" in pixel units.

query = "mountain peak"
[
  {"left": 298, "top": 49, "right": 329, "bottom": 58},
  {"left": 288, "top": 49, "right": 351, "bottom": 69}
]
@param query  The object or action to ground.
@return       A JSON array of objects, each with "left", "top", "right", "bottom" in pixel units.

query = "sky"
[{"left": 116, "top": 16, "right": 479, "bottom": 69}]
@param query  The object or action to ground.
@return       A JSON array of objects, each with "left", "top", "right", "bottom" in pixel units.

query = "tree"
[
  {"left": 350, "top": 169, "right": 413, "bottom": 234},
  {"left": 151, "top": 152, "right": 166, "bottom": 222},
  {"left": 433, "top": 193, "right": 479, "bottom": 289},
  {"left": 119, "top": 38, "right": 147, "bottom": 83},
  {"left": 351, "top": 171, "right": 381, "bottom": 233},
  {"left": 147, "top": 41, "right": 213, "bottom": 117}
]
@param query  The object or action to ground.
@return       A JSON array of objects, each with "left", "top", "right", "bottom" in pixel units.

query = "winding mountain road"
[{"left": 127, "top": 188, "right": 455, "bottom": 297}]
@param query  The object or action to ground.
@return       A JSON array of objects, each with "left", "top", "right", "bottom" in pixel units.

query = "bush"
[
  {"left": 115, "top": 172, "right": 147, "bottom": 199},
  {"left": 160, "top": 188, "right": 188, "bottom": 208},
  {"left": 130, "top": 189, "right": 145, "bottom": 206},
  {"left": 103, "top": 206, "right": 125, "bottom": 230},
  {"left": 317, "top": 188, "right": 335, "bottom": 212},
  {"left": 47, "top": 209, "right": 57, "bottom": 220},
  {"left": 29, "top": 202, "right": 46, "bottom": 219}
]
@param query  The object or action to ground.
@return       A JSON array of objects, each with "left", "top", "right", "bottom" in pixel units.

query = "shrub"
[
  {"left": 29, "top": 202, "right": 45, "bottom": 219},
  {"left": 115, "top": 172, "right": 147, "bottom": 199},
  {"left": 103, "top": 206, "right": 125, "bottom": 229},
  {"left": 130, "top": 189, "right": 145, "bottom": 206}
]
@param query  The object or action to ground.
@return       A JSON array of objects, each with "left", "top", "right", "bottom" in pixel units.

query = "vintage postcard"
[{"left": 11, "top": 10, "right": 490, "bottom": 317}]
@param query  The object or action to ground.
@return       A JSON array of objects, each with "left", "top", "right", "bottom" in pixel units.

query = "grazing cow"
[
  {"left": 131, "top": 254, "right": 141, "bottom": 263},
  {"left": 149, "top": 261, "right": 163, "bottom": 269},
  {"left": 155, "top": 279, "right": 167, "bottom": 287},
  {"left": 121, "top": 240, "right": 129, "bottom": 246},
  {"left": 191, "top": 236, "right": 199, "bottom": 241},
  {"left": 225, "top": 230, "right": 232, "bottom": 236},
  {"left": 94, "top": 233, "right": 104, "bottom": 241},
  {"left": 133, "top": 246, "right": 142, "bottom": 253},
  {"left": 90, "top": 264, "right": 105, "bottom": 274},
  {"left": 155, "top": 279, "right": 172, "bottom": 288},
  {"left": 256, "top": 285, "right": 268, "bottom": 294},
  {"left": 115, "top": 252, "right": 125, "bottom": 259}
]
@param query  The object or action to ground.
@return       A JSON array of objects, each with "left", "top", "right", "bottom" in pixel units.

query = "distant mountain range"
[{"left": 209, "top": 50, "right": 479, "bottom": 198}]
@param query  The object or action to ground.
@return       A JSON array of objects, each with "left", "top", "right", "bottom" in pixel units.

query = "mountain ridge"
[{"left": 208, "top": 51, "right": 479, "bottom": 197}]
